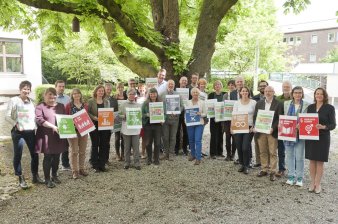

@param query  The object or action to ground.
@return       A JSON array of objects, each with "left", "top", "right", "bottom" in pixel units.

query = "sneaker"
[
  {"left": 61, "top": 166, "right": 71, "bottom": 171},
  {"left": 46, "top": 180, "right": 56, "bottom": 188},
  {"left": 295, "top": 177, "right": 303, "bottom": 187},
  {"left": 18, "top": 175, "right": 28, "bottom": 189},
  {"left": 286, "top": 176, "right": 295, "bottom": 185}
]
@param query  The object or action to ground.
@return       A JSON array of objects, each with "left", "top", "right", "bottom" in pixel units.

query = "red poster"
[
  {"left": 298, "top": 113, "right": 319, "bottom": 140},
  {"left": 73, "top": 109, "right": 96, "bottom": 136},
  {"left": 278, "top": 115, "right": 297, "bottom": 141}
]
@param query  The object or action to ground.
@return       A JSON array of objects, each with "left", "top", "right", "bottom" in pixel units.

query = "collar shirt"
[
  {"left": 264, "top": 98, "right": 272, "bottom": 110},
  {"left": 57, "top": 94, "right": 71, "bottom": 105}
]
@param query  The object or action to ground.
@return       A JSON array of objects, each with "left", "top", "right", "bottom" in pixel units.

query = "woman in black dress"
[{"left": 305, "top": 88, "right": 336, "bottom": 194}]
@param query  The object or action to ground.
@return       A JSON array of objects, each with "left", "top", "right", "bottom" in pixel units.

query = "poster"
[
  {"left": 278, "top": 115, "right": 297, "bottom": 141},
  {"left": 185, "top": 106, "right": 200, "bottom": 126},
  {"left": 56, "top": 114, "right": 77, "bottom": 139},
  {"left": 199, "top": 92, "right": 208, "bottom": 101},
  {"left": 146, "top": 78, "right": 158, "bottom": 89},
  {"left": 113, "top": 112, "right": 122, "bottom": 132},
  {"left": 17, "top": 108, "right": 36, "bottom": 130},
  {"left": 118, "top": 100, "right": 127, "bottom": 115},
  {"left": 149, "top": 102, "right": 165, "bottom": 123},
  {"left": 255, "top": 110, "right": 274, "bottom": 134},
  {"left": 176, "top": 88, "right": 189, "bottom": 107},
  {"left": 299, "top": 113, "right": 319, "bottom": 140},
  {"left": 224, "top": 100, "right": 236, "bottom": 121},
  {"left": 165, "top": 95, "right": 181, "bottom": 114},
  {"left": 73, "top": 109, "right": 96, "bottom": 136},
  {"left": 231, "top": 112, "right": 249, "bottom": 134},
  {"left": 98, "top": 108, "right": 114, "bottom": 130},
  {"left": 126, "top": 107, "right": 142, "bottom": 129},
  {"left": 214, "top": 102, "right": 226, "bottom": 122},
  {"left": 206, "top": 99, "right": 217, "bottom": 118}
]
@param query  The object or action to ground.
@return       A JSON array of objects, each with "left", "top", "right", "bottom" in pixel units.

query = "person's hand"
[
  {"left": 252, "top": 127, "right": 257, "bottom": 133},
  {"left": 316, "top": 124, "right": 326, "bottom": 130},
  {"left": 296, "top": 124, "right": 299, "bottom": 129},
  {"left": 93, "top": 116, "right": 98, "bottom": 121},
  {"left": 16, "top": 123, "right": 23, "bottom": 131},
  {"left": 52, "top": 125, "right": 58, "bottom": 133},
  {"left": 196, "top": 112, "right": 201, "bottom": 116},
  {"left": 269, "top": 128, "right": 273, "bottom": 134},
  {"left": 249, "top": 127, "right": 254, "bottom": 133}
]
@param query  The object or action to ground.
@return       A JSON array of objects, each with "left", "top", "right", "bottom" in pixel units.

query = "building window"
[
  {"left": 0, "top": 39, "right": 23, "bottom": 73},
  {"left": 311, "top": 34, "right": 318, "bottom": 44},
  {"left": 328, "top": 33, "right": 335, "bottom": 42},
  {"left": 283, "top": 37, "right": 287, "bottom": 43},
  {"left": 288, "top": 37, "right": 294, "bottom": 45},
  {"left": 309, "top": 53, "right": 316, "bottom": 62},
  {"left": 295, "top": 36, "right": 301, "bottom": 45}
]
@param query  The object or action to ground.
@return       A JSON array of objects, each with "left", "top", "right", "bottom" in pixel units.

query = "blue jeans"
[
  {"left": 285, "top": 140, "right": 305, "bottom": 179},
  {"left": 187, "top": 125, "right": 204, "bottom": 161},
  {"left": 278, "top": 140, "right": 286, "bottom": 171},
  {"left": 11, "top": 128, "right": 39, "bottom": 176}
]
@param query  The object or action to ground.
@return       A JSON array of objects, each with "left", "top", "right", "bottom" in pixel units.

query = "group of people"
[{"left": 6, "top": 69, "right": 336, "bottom": 194}]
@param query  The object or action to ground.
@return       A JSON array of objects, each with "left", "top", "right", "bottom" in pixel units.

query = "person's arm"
[
  {"left": 35, "top": 104, "right": 58, "bottom": 132},
  {"left": 5, "top": 98, "right": 16, "bottom": 127},
  {"left": 325, "top": 105, "right": 336, "bottom": 131},
  {"left": 87, "top": 99, "right": 98, "bottom": 121}
]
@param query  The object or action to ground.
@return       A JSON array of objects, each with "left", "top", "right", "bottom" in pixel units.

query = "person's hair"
[
  {"left": 104, "top": 82, "right": 113, "bottom": 88},
  {"left": 227, "top": 80, "right": 235, "bottom": 86},
  {"left": 167, "top": 79, "right": 175, "bottom": 85},
  {"left": 116, "top": 82, "right": 124, "bottom": 89},
  {"left": 259, "top": 80, "right": 269, "bottom": 86},
  {"left": 239, "top": 86, "right": 251, "bottom": 98},
  {"left": 314, "top": 87, "right": 328, "bottom": 104},
  {"left": 19, "top": 80, "right": 32, "bottom": 90},
  {"left": 198, "top": 78, "right": 207, "bottom": 86},
  {"left": 70, "top": 88, "right": 83, "bottom": 103},
  {"left": 159, "top": 68, "right": 166, "bottom": 73},
  {"left": 191, "top": 72, "right": 199, "bottom": 78},
  {"left": 291, "top": 86, "right": 304, "bottom": 99},
  {"left": 138, "top": 83, "right": 145, "bottom": 88},
  {"left": 44, "top": 87, "right": 57, "bottom": 96},
  {"left": 179, "top": 76, "right": 188, "bottom": 82},
  {"left": 190, "top": 87, "right": 200, "bottom": 95},
  {"left": 54, "top": 80, "right": 65, "bottom": 87},
  {"left": 128, "top": 78, "right": 136, "bottom": 83},
  {"left": 235, "top": 76, "right": 244, "bottom": 83},
  {"left": 92, "top": 85, "right": 106, "bottom": 99},
  {"left": 213, "top": 80, "right": 223, "bottom": 89},
  {"left": 146, "top": 88, "right": 160, "bottom": 102},
  {"left": 127, "top": 88, "right": 137, "bottom": 95}
]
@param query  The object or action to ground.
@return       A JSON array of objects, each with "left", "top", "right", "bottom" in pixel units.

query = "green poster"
[
  {"left": 56, "top": 114, "right": 77, "bottom": 139},
  {"left": 149, "top": 102, "right": 165, "bottom": 123},
  {"left": 126, "top": 107, "right": 142, "bottom": 129}
]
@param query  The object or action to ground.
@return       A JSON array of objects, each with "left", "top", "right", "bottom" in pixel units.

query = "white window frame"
[
  {"left": 328, "top": 33, "right": 335, "bottom": 42},
  {"left": 288, "top": 37, "right": 294, "bottom": 45},
  {"left": 311, "top": 34, "right": 318, "bottom": 44},
  {"left": 309, "top": 53, "right": 316, "bottom": 62},
  {"left": 295, "top": 36, "right": 301, "bottom": 45},
  {"left": 0, "top": 38, "right": 23, "bottom": 73}
]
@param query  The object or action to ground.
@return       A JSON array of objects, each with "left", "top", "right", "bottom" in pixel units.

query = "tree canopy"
[{"left": 0, "top": 0, "right": 310, "bottom": 81}]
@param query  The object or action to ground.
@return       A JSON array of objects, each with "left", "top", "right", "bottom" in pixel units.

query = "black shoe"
[
  {"left": 46, "top": 180, "right": 56, "bottom": 188},
  {"left": 124, "top": 165, "right": 129, "bottom": 170},
  {"left": 225, "top": 156, "right": 231, "bottom": 161},
  {"left": 32, "top": 174, "right": 45, "bottom": 184},
  {"left": 51, "top": 176, "right": 61, "bottom": 184},
  {"left": 243, "top": 167, "right": 249, "bottom": 174},
  {"left": 211, "top": 155, "right": 216, "bottom": 159},
  {"left": 135, "top": 166, "right": 141, "bottom": 170},
  {"left": 257, "top": 171, "right": 268, "bottom": 177},
  {"left": 99, "top": 167, "right": 107, "bottom": 172},
  {"left": 234, "top": 159, "right": 240, "bottom": 165},
  {"left": 18, "top": 175, "right": 28, "bottom": 189},
  {"left": 238, "top": 166, "right": 245, "bottom": 172},
  {"left": 147, "top": 160, "right": 152, "bottom": 165},
  {"left": 248, "top": 164, "right": 253, "bottom": 169}
]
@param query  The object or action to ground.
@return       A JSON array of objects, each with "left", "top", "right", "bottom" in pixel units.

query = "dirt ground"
[{"left": 0, "top": 127, "right": 338, "bottom": 224}]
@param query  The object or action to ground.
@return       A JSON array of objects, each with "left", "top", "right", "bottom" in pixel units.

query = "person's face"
[
  {"left": 191, "top": 90, "right": 199, "bottom": 99},
  {"left": 235, "top": 79, "right": 244, "bottom": 90},
  {"left": 282, "top": 83, "right": 292, "bottom": 94},
  {"left": 191, "top": 75, "right": 198, "bottom": 84},
  {"left": 149, "top": 92, "right": 157, "bottom": 101},
  {"left": 20, "top": 85, "right": 31, "bottom": 98},
  {"left": 179, "top": 78, "right": 187, "bottom": 87},
  {"left": 105, "top": 86, "right": 112, "bottom": 96},
  {"left": 44, "top": 92, "right": 56, "bottom": 104},
  {"left": 199, "top": 83, "right": 206, "bottom": 91},
  {"left": 258, "top": 82, "right": 268, "bottom": 94},
  {"left": 240, "top": 88, "right": 249, "bottom": 99},
  {"left": 128, "top": 91, "right": 136, "bottom": 101},
  {"left": 264, "top": 87, "right": 274, "bottom": 100},
  {"left": 315, "top": 89, "right": 324, "bottom": 103},
  {"left": 228, "top": 83, "right": 235, "bottom": 91},
  {"left": 139, "top": 86, "right": 146, "bottom": 94},
  {"left": 56, "top": 83, "right": 65, "bottom": 94},
  {"left": 128, "top": 81, "right": 136, "bottom": 89},
  {"left": 72, "top": 91, "right": 81, "bottom": 101},
  {"left": 158, "top": 72, "right": 166, "bottom": 83},
  {"left": 96, "top": 87, "right": 105, "bottom": 98},
  {"left": 214, "top": 82, "right": 222, "bottom": 92},
  {"left": 117, "top": 85, "right": 124, "bottom": 92},
  {"left": 168, "top": 81, "right": 175, "bottom": 91},
  {"left": 292, "top": 89, "right": 303, "bottom": 102}
]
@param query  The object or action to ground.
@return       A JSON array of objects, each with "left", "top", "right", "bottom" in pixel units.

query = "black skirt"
[{"left": 305, "top": 134, "right": 330, "bottom": 162}]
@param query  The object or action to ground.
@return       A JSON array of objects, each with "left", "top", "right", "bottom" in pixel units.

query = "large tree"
[{"left": 0, "top": 0, "right": 309, "bottom": 80}]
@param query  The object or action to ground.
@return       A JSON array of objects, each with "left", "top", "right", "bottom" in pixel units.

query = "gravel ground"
[{"left": 0, "top": 126, "right": 337, "bottom": 224}]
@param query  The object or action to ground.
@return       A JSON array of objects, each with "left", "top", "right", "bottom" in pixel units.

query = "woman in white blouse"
[
  {"left": 232, "top": 86, "right": 256, "bottom": 174},
  {"left": 186, "top": 88, "right": 207, "bottom": 165}
]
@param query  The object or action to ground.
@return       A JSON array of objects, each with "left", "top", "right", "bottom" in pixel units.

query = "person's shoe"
[
  {"left": 147, "top": 160, "right": 152, "bottom": 165},
  {"left": 243, "top": 167, "right": 249, "bottom": 174},
  {"left": 234, "top": 159, "right": 240, "bottom": 164},
  {"left": 270, "top": 173, "right": 276, "bottom": 181},
  {"left": 286, "top": 176, "right": 295, "bottom": 185},
  {"left": 238, "top": 166, "right": 245, "bottom": 172},
  {"left": 61, "top": 165, "right": 71, "bottom": 171},
  {"left": 18, "top": 175, "right": 28, "bottom": 189},
  {"left": 257, "top": 171, "right": 268, "bottom": 177},
  {"left": 46, "top": 180, "right": 56, "bottom": 188},
  {"left": 194, "top": 160, "right": 201, "bottom": 165},
  {"left": 116, "top": 155, "right": 121, "bottom": 161},
  {"left": 225, "top": 156, "right": 231, "bottom": 161},
  {"left": 135, "top": 166, "right": 141, "bottom": 170},
  {"left": 314, "top": 186, "right": 321, "bottom": 194},
  {"left": 230, "top": 155, "right": 235, "bottom": 161},
  {"left": 308, "top": 184, "right": 315, "bottom": 192},
  {"left": 32, "top": 174, "right": 45, "bottom": 184},
  {"left": 202, "top": 153, "right": 208, "bottom": 157},
  {"left": 248, "top": 164, "right": 253, "bottom": 169},
  {"left": 106, "top": 161, "right": 113, "bottom": 166},
  {"left": 218, "top": 154, "right": 225, "bottom": 158},
  {"left": 210, "top": 155, "right": 216, "bottom": 159},
  {"left": 275, "top": 170, "right": 285, "bottom": 178},
  {"left": 160, "top": 154, "right": 168, "bottom": 160},
  {"left": 79, "top": 169, "right": 88, "bottom": 176},
  {"left": 124, "top": 165, "right": 129, "bottom": 170},
  {"left": 295, "top": 177, "right": 303, "bottom": 187},
  {"left": 72, "top": 171, "right": 79, "bottom": 179},
  {"left": 188, "top": 155, "right": 195, "bottom": 161},
  {"left": 154, "top": 161, "right": 160, "bottom": 166},
  {"left": 51, "top": 176, "right": 61, "bottom": 184},
  {"left": 99, "top": 167, "right": 107, "bottom": 172},
  {"left": 253, "top": 163, "right": 261, "bottom": 168},
  {"left": 141, "top": 154, "right": 147, "bottom": 159}
]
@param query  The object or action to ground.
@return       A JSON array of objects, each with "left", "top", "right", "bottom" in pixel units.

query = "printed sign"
[
  {"left": 98, "top": 108, "right": 114, "bottom": 130},
  {"left": 206, "top": 99, "right": 217, "bottom": 118},
  {"left": 73, "top": 109, "right": 96, "bottom": 136},
  {"left": 185, "top": 106, "right": 200, "bottom": 126},
  {"left": 56, "top": 114, "right": 77, "bottom": 139},
  {"left": 176, "top": 88, "right": 189, "bottom": 107},
  {"left": 126, "top": 107, "right": 142, "bottom": 129},
  {"left": 255, "top": 110, "right": 274, "bottom": 134},
  {"left": 146, "top": 78, "right": 158, "bottom": 89},
  {"left": 278, "top": 115, "right": 297, "bottom": 141},
  {"left": 113, "top": 111, "right": 122, "bottom": 132},
  {"left": 199, "top": 92, "right": 207, "bottom": 101},
  {"left": 165, "top": 95, "right": 181, "bottom": 114},
  {"left": 17, "top": 108, "right": 36, "bottom": 130},
  {"left": 224, "top": 100, "right": 236, "bottom": 121},
  {"left": 299, "top": 113, "right": 319, "bottom": 140},
  {"left": 231, "top": 112, "right": 249, "bottom": 134},
  {"left": 215, "top": 102, "right": 226, "bottom": 122},
  {"left": 149, "top": 102, "right": 165, "bottom": 123},
  {"left": 118, "top": 100, "right": 127, "bottom": 115}
]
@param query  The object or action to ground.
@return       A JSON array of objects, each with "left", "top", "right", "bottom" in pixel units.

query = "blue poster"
[{"left": 185, "top": 106, "right": 200, "bottom": 126}]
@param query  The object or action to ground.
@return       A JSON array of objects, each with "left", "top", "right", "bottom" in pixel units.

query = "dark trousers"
[
  {"left": 223, "top": 121, "right": 236, "bottom": 157},
  {"left": 11, "top": 128, "right": 39, "bottom": 176},
  {"left": 144, "top": 124, "right": 161, "bottom": 164},
  {"left": 61, "top": 150, "right": 70, "bottom": 167},
  {"left": 106, "top": 131, "right": 112, "bottom": 163},
  {"left": 175, "top": 113, "right": 188, "bottom": 154},
  {"left": 89, "top": 129, "right": 110, "bottom": 169},
  {"left": 115, "top": 131, "right": 124, "bottom": 157},
  {"left": 43, "top": 154, "right": 60, "bottom": 180},
  {"left": 278, "top": 140, "right": 286, "bottom": 171},
  {"left": 209, "top": 119, "right": 223, "bottom": 156},
  {"left": 234, "top": 132, "right": 254, "bottom": 168}
]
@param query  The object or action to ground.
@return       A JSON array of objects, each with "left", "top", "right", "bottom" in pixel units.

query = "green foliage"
[
  {"left": 164, "top": 43, "right": 186, "bottom": 75},
  {"left": 321, "top": 47, "right": 338, "bottom": 63},
  {"left": 34, "top": 84, "right": 54, "bottom": 104},
  {"left": 283, "top": 0, "right": 311, "bottom": 14}
]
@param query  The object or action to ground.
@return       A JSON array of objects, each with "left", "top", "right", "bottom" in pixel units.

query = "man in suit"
[
  {"left": 253, "top": 86, "right": 283, "bottom": 181},
  {"left": 229, "top": 76, "right": 244, "bottom": 101}
]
